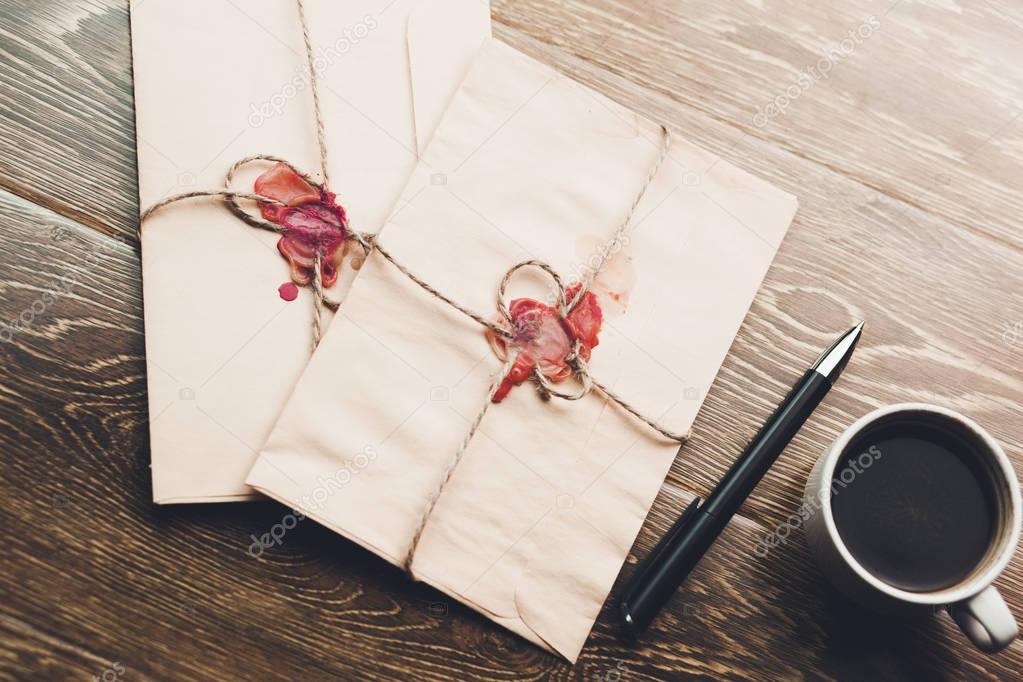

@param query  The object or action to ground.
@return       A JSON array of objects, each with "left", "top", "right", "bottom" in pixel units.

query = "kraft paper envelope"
[
  {"left": 132, "top": 0, "right": 491, "bottom": 503},
  {"left": 247, "top": 39, "right": 797, "bottom": 660}
]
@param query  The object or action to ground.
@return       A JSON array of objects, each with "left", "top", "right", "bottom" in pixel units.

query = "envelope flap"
[
  {"left": 514, "top": 509, "right": 626, "bottom": 660},
  {"left": 408, "top": 0, "right": 493, "bottom": 156}
]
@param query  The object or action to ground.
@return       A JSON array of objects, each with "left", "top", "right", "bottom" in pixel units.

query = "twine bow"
[{"left": 399, "top": 131, "right": 693, "bottom": 576}]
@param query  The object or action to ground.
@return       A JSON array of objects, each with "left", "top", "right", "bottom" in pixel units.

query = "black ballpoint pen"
[{"left": 619, "top": 322, "right": 864, "bottom": 639}]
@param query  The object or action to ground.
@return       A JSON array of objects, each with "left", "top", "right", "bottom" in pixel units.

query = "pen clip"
[{"left": 628, "top": 496, "right": 702, "bottom": 589}]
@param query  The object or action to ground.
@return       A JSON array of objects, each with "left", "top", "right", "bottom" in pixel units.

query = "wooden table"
[{"left": 2, "top": 1, "right": 1021, "bottom": 679}]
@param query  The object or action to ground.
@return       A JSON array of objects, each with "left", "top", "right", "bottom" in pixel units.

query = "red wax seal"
[
  {"left": 487, "top": 284, "right": 603, "bottom": 402},
  {"left": 254, "top": 162, "right": 348, "bottom": 289}
]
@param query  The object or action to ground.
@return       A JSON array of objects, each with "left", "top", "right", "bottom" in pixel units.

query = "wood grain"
[
  {"left": 0, "top": 615, "right": 120, "bottom": 681},
  {"left": 1, "top": 0, "right": 1022, "bottom": 680},
  {"left": 491, "top": 0, "right": 1023, "bottom": 253},
  {"left": 0, "top": 0, "right": 138, "bottom": 241}
]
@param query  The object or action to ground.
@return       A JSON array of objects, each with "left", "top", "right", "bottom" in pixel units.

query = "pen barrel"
[
  {"left": 702, "top": 369, "right": 831, "bottom": 518},
  {"left": 620, "top": 369, "right": 833, "bottom": 638},
  {"left": 620, "top": 506, "right": 723, "bottom": 637}
]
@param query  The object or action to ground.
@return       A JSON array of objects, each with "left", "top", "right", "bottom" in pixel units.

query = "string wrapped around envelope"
[{"left": 138, "top": 0, "right": 692, "bottom": 578}]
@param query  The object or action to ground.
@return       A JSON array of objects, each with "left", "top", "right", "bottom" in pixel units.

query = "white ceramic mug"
[{"left": 804, "top": 403, "right": 1021, "bottom": 652}]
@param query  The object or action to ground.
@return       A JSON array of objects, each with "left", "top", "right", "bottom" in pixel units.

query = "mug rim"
[{"left": 818, "top": 402, "right": 1022, "bottom": 605}]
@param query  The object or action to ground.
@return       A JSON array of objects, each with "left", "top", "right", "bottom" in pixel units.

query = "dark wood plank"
[
  {"left": 0, "top": 0, "right": 137, "bottom": 241},
  {"left": 0, "top": 614, "right": 127, "bottom": 682}
]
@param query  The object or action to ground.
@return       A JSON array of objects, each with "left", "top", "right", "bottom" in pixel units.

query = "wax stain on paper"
[
  {"left": 487, "top": 236, "right": 636, "bottom": 401},
  {"left": 574, "top": 234, "right": 637, "bottom": 318},
  {"left": 255, "top": 163, "right": 349, "bottom": 290}
]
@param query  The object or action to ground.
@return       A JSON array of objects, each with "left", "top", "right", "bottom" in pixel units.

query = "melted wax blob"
[
  {"left": 278, "top": 282, "right": 299, "bottom": 301},
  {"left": 487, "top": 284, "right": 603, "bottom": 402},
  {"left": 255, "top": 163, "right": 349, "bottom": 289}
]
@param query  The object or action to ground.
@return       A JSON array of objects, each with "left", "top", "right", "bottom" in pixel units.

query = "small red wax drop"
[{"left": 278, "top": 282, "right": 299, "bottom": 302}]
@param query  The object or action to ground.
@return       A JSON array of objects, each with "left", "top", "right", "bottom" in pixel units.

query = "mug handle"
[{"left": 948, "top": 585, "right": 1018, "bottom": 652}]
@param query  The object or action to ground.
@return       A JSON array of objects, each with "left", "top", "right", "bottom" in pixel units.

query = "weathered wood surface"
[{"left": 1, "top": 0, "right": 1022, "bottom": 679}]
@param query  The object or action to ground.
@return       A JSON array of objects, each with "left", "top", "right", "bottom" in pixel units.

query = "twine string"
[
  {"left": 135, "top": 0, "right": 693, "bottom": 580},
  {"left": 139, "top": 190, "right": 284, "bottom": 229},
  {"left": 402, "top": 128, "right": 690, "bottom": 579},
  {"left": 351, "top": 233, "right": 513, "bottom": 340},
  {"left": 497, "top": 259, "right": 567, "bottom": 323},
  {"left": 400, "top": 349, "right": 522, "bottom": 575},
  {"left": 296, "top": 0, "right": 330, "bottom": 187},
  {"left": 565, "top": 128, "right": 672, "bottom": 315},
  {"left": 224, "top": 154, "right": 319, "bottom": 233},
  {"left": 311, "top": 252, "right": 325, "bottom": 349}
]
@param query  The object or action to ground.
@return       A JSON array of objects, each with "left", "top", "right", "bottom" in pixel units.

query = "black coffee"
[{"left": 830, "top": 416, "right": 998, "bottom": 592}]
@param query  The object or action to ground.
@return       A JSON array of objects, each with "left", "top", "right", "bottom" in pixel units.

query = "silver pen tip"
[{"left": 812, "top": 323, "right": 864, "bottom": 383}]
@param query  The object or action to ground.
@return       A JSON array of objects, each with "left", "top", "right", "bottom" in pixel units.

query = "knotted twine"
[{"left": 138, "top": 0, "right": 692, "bottom": 579}]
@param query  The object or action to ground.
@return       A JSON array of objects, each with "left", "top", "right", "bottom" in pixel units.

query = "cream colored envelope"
[
  {"left": 132, "top": 0, "right": 491, "bottom": 503},
  {"left": 247, "top": 40, "right": 797, "bottom": 660}
]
